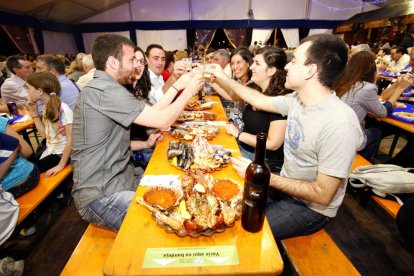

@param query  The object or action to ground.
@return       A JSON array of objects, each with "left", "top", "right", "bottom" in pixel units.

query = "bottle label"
[{"left": 243, "top": 181, "right": 267, "bottom": 208}]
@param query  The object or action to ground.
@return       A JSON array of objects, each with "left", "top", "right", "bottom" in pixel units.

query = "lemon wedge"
[{"left": 178, "top": 200, "right": 191, "bottom": 219}]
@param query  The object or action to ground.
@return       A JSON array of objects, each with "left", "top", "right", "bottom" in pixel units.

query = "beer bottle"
[{"left": 241, "top": 132, "right": 271, "bottom": 233}]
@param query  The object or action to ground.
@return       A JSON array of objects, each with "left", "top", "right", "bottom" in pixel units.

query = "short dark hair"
[
  {"left": 91, "top": 34, "right": 135, "bottom": 71},
  {"left": 300, "top": 34, "right": 348, "bottom": 88},
  {"left": 145, "top": 44, "right": 164, "bottom": 57},
  {"left": 6, "top": 55, "right": 26, "bottom": 74},
  {"left": 36, "top": 54, "right": 66, "bottom": 75},
  {"left": 393, "top": 46, "right": 407, "bottom": 55}
]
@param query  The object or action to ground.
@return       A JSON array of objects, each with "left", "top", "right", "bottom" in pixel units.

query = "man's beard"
[{"left": 117, "top": 65, "right": 133, "bottom": 85}]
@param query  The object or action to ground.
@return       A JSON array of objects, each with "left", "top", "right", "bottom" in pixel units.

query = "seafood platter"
[
  {"left": 167, "top": 136, "right": 232, "bottom": 172},
  {"left": 184, "top": 99, "right": 215, "bottom": 111},
  {"left": 177, "top": 111, "right": 217, "bottom": 122},
  {"left": 170, "top": 124, "right": 220, "bottom": 141},
  {"left": 136, "top": 170, "right": 243, "bottom": 237}
]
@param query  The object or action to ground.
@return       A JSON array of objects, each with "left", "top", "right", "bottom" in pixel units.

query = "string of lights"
[{"left": 312, "top": 0, "right": 387, "bottom": 11}]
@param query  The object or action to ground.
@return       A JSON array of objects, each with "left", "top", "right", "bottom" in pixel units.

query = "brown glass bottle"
[{"left": 241, "top": 132, "right": 270, "bottom": 233}]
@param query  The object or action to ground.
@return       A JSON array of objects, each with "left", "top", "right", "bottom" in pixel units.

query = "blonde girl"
[{"left": 25, "top": 71, "right": 73, "bottom": 177}]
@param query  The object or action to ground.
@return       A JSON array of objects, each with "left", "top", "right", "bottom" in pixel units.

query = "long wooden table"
[
  {"left": 103, "top": 96, "right": 284, "bottom": 276},
  {"left": 10, "top": 117, "right": 34, "bottom": 133}
]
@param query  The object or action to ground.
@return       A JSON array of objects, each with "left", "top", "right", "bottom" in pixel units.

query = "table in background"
[
  {"left": 103, "top": 96, "right": 284, "bottom": 276},
  {"left": 368, "top": 112, "right": 414, "bottom": 157},
  {"left": 10, "top": 118, "right": 38, "bottom": 151}
]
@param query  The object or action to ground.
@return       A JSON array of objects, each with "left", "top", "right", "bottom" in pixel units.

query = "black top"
[{"left": 240, "top": 104, "right": 285, "bottom": 162}]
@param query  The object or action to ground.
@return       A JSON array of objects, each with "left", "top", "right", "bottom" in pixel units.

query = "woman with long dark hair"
[
  {"left": 212, "top": 46, "right": 291, "bottom": 172},
  {"left": 332, "top": 51, "right": 401, "bottom": 160}
]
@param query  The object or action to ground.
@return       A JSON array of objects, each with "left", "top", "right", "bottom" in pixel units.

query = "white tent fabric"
[
  {"left": 308, "top": 29, "right": 333, "bottom": 36},
  {"left": 250, "top": 29, "right": 274, "bottom": 46},
  {"left": 82, "top": 0, "right": 380, "bottom": 23},
  {"left": 281, "top": 28, "right": 299, "bottom": 48},
  {"left": 82, "top": 31, "right": 130, "bottom": 53},
  {"left": 42, "top": 31, "right": 78, "bottom": 54},
  {"left": 136, "top": 30, "right": 187, "bottom": 51}
]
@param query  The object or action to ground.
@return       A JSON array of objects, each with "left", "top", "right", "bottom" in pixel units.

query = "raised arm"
[
  {"left": 134, "top": 74, "right": 204, "bottom": 129},
  {"left": 209, "top": 65, "right": 277, "bottom": 113}
]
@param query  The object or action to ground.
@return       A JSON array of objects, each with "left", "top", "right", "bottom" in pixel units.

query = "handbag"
[{"left": 349, "top": 164, "right": 414, "bottom": 205}]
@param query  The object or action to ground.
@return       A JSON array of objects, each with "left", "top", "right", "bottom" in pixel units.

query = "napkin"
[{"left": 139, "top": 174, "right": 181, "bottom": 188}]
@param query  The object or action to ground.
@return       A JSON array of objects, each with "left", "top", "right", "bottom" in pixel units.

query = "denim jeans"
[
  {"left": 266, "top": 190, "right": 330, "bottom": 240},
  {"left": 82, "top": 191, "right": 135, "bottom": 232},
  {"left": 239, "top": 143, "right": 283, "bottom": 173},
  {"left": 8, "top": 165, "right": 40, "bottom": 198},
  {"left": 359, "top": 127, "right": 381, "bottom": 160}
]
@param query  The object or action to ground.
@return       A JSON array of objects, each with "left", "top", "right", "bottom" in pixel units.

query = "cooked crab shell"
[{"left": 142, "top": 186, "right": 184, "bottom": 211}]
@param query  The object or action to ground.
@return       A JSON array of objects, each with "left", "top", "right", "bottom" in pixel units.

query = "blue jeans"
[
  {"left": 82, "top": 191, "right": 135, "bottom": 232},
  {"left": 266, "top": 190, "right": 330, "bottom": 240},
  {"left": 359, "top": 127, "right": 381, "bottom": 160},
  {"left": 239, "top": 143, "right": 283, "bottom": 173}
]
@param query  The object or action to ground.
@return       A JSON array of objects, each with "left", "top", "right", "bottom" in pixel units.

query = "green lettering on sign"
[{"left": 142, "top": 246, "right": 239, "bottom": 268}]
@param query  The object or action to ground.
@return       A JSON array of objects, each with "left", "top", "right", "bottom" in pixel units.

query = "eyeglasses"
[{"left": 137, "top": 59, "right": 146, "bottom": 65}]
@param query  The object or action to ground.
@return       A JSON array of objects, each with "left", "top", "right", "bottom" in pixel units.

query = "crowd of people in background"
[{"left": 1, "top": 33, "right": 414, "bottom": 273}]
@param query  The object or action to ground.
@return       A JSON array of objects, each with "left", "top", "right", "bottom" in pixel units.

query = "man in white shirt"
[
  {"left": 1, "top": 56, "right": 33, "bottom": 108},
  {"left": 387, "top": 47, "right": 410, "bottom": 72},
  {"left": 212, "top": 49, "right": 232, "bottom": 78},
  {"left": 76, "top": 54, "right": 96, "bottom": 90},
  {"left": 211, "top": 34, "right": 362, "bottom": 240},
  {"left": 145, "top": 44, "right": 185, "bottom": 104}
]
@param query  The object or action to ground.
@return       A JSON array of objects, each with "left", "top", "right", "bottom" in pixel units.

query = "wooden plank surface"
[
  {"left": 282, "top": 230, "right": 360, "bottom": 276},
  {"left": 16, "top": 164, "right": 72, "bottom": 225},
  {"left": 61, "top": 224, "right": 116, "bottom": 276},
  {"left": 103, "top": 96, "right": 284, "bottom": 276},
  {"left": 10, "top": 118, "right": 34, "bottom": 133}
]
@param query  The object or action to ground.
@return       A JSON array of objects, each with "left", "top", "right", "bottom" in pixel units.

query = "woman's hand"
[
  {"left": 207, "top": 64, "right": 227, "bottom": 81},
  {"left": 45, "top": 163, "right": 65, "bottom": 177},
  {"left": 173, "top": 72, "right": 193, "bottom": 91},
  {"left": 225, "top": 123, "right": 240, "bottom": 138},
  {"left": 231, "top": 156, "right": 252, "bottom": 179},
  {"left": 173, "top": 60, "right": 186, "bottom": 79},
  {"left": 183, "top": 73, "right": 204, "bottom": 97},
  {"left": 146, "top": 131, "right": 163, "bottom": 148}
]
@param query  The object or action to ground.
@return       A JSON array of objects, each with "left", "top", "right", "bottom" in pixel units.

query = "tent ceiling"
[
  {"left": 0, "top": 0, "right": 129, "bottom": 23},
  {"left": 0, "top": 0, "right": 410, "bottom": 24},
  {"left": 344, "top": 1, "right": 414, "bottom": 25}
]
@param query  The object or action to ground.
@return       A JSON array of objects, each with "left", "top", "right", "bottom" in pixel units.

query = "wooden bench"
[
  {"left": 16, "top": 164, "right": 72, "bottom": 225},
  {"left": 281, "top": 229, "right": 360, "bottom": 276},
  {"left": 61, "top": 224, "right": 116, "bottom": 276},
  {"left": 352, "top": 154, "right": 401, "bottom": 219}
]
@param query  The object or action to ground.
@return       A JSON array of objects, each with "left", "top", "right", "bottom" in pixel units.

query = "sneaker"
[
  {"left": 19, "top": 225, "right": 36, "bottom": 236},
  {"left": 0, "top": 257, "right": 24, "bottom": 276}
]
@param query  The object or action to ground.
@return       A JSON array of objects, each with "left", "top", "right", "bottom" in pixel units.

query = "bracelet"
[
  {"left": 236, "top": 131, "right": 242, "bottom": 140},
  {"left": 31, "top": 114, "right": 40, "bottom": 119},
  {"left": 172, "top": 85, "right": 180, "bottom": 93}
]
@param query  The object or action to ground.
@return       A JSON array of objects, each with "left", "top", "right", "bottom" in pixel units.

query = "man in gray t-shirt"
[
  {"left": 71, "top": 34, "right": 203, "bottom": 231},
  {"left": 211, "top": 34, "right": 362, "bottom": 240}
]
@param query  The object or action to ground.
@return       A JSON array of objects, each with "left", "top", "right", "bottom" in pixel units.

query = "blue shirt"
[
  {"left": 0, "top": 117, "right": 34, "bottom": 191},
  {"left": 58, "top": 75, "right": 80, "bottom": 111}
]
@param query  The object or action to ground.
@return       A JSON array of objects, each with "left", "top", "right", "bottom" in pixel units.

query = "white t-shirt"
[
  {"left": 272, "top": 92, "right": 363, "bottom": 217},
  {"left": 42, "top": 102, "right": 73, "bottom": 157}
]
